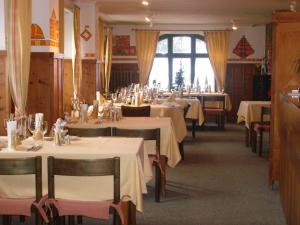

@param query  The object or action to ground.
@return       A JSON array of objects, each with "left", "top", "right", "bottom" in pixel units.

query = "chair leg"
[
  {"left": 155, "top": 164, "right": 161, "bottom": 202},
  {"left": 192, "top": 120, "right": 196, "bottom": 139},
  {"left": 68, "top": 216, "right": 75, "bottom": 225},
  {"left": 252, "top": 132, "right": 257, "bottom": 153},
  {"left": 20, "top": 215, "right": 26, "bottom": 223},
  {"left": 113, "top": 210, "right": 121, "bottom": 225},
  {"left": 35, "top": 209, "right": 42, "bottom": 225},
  {"left": 259, "top": 131, "right": 263, "bottom": 157},
  {"left": 179, "top": 142, "right": 184, "bottom": 160},
  {"left": 77, "top": 216, "right": 82, "bottom": 224},
  {"left": 245, "top": 127, "right": 249, "bottom": 147}
]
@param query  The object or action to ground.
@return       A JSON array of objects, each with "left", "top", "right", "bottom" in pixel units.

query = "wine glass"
[{"left": 27, "top": 115, "right": 35, "bottom": 135}]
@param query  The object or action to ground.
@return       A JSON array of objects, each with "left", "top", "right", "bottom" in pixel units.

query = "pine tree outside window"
[{"left": 149, "top": 34, "right": 215, "bottom": 91}]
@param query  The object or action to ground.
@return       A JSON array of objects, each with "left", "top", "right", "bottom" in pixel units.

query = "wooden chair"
[
  {"left": 48, "top": 156, "right": 121, "bottom": 225},
  {"left": 0, "top": 156, "right": 43, "bottom": 225},
  {"left": 67, "top": 127, "right": 112, "bottom": 137},
  {"left": 121, "top": 105, "right": 151, "bottom": 117},
  {"left": 198, "top": 95, "right": 226, "bottom": 129},
  {"left": 179, "top": 103, "right": 191, "bottom": 160},
  {"left": 112, "top": 127, "right": 163, "bottom": 202},
  {"left": 251, "top": 106, "right": 271, "bottom": 156}
]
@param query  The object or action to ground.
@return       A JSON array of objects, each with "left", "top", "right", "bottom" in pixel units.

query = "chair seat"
[
  {"left": 254, "top": 123, "right": 270, "bottom": 132},
  {"left": 0, "top": 197, "right": 48, "bottom": 222}
]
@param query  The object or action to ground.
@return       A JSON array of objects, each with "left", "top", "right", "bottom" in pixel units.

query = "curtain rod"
[{"left": 131, "top": 29, "right": 232, "bottom": 32}]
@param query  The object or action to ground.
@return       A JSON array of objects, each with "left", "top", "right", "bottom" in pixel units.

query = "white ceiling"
[{"left": 75, "top": 0, "right": 293, "bottom": 26}]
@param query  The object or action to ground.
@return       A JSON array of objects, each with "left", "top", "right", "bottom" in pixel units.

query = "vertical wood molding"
[
  {"left": 63, "top": 59, "right": 73, "bottom": 113},
  {"left": 59, "top": 0, "right": 64, "bottom": 53},
  {"left": 0, "top": 50, "right": 11, "bottom": 135}
]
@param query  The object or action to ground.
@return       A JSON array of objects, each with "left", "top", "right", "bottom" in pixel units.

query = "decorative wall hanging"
[
  {"left": 31, "top": 24, "right": 45, "bottom": 39},
  {"left": 81, "top": 25, "right": 92, "bottom": 41},
  {"left": 50, "top": 9, "right": 59, "bottom": 41},
  {"left": 233, "top": 35, "right": 255, "bottom": 58},
  {"left": 112, "top": 35, "right": 136, "bottom": 56}
]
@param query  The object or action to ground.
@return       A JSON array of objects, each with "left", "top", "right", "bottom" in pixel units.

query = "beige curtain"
[
  {"left": 98, "top": 18, "right": 105, "bottom": 93},
  {"left": 135, "top": 30, "right": 160, "bottom": 85},
  {"left": 5, "top": 0, "right": 31, "bottom": 116},
  {"left": 73, "top": 5, "right": 82, "bottom": 98},
  {"left": 204, "top": 31, "right": 230, "bottom": 92},
  {"left": 104, "top": 27, "right": 113, "bottom": 94}
]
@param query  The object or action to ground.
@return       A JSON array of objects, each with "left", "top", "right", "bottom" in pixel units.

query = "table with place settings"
[{"left": 0, "top": 136, "right": 151, "bottom": 213}]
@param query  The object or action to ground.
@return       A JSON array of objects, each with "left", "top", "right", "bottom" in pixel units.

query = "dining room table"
[
  {"left": 237, "top": 100, "right": 271, "bottom": 146},
  {"left": 0, "top": 136, "right": 151, "bottom": 224}
]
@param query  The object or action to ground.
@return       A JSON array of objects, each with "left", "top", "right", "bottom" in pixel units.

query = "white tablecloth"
[
  {"left": 158, "top": 98, "right": 204, "bottom": 125},
  {"left": 67, "top": 117, "right": 181, "bottom": 167},
  {"left": 237, "top": 101, "right": 271, "bottom": 128},
  {"left": 115, "top": 103, "right": 187, "bottom": 143},
  {"left": 0, "top": 137, "right": 151, "bottom": 212}
]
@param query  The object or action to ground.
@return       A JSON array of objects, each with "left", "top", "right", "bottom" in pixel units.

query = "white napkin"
[{"left": 7, "top": 120, "right": 17, "bottom": 150}]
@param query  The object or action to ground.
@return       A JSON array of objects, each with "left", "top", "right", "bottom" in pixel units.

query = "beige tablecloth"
[
  {"left": 0, "top": 137, "right": 151, "bottom": 212},
  {"left": 115, "top": 103, "right": 187, "bottom": 143},
  {"left": 158, "top": 98, "right": 204, "bottom": 125},
  {"left": 67, "top": 117, "right": 181, "bottom": 167},
  {"left": 163, "top": 92, "right": 232, "bottom": 111},
  {"left": 237, "top": 101, "right": 271, "bottom": 128}
]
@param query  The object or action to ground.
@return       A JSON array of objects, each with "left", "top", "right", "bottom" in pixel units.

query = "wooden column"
[
  {"left": 81, "top": 59, "right": 100, "bottom": 104},
  {"left": 270, "top": 12, "right": 300, "bottom": 184},
  {"left": 0, "top": 51, "right": 11, "bottom": 135},
  {"left": 27, "top": 52, "right": 64, "bottom": 127}
]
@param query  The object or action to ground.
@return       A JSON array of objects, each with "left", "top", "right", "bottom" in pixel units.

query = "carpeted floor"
[{"left": 17, "top": 124, "right": 286, "bottom": 225}]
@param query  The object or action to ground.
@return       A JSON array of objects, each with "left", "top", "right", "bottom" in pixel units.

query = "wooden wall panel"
[
  {"left": 109, "top": 63, "right": 139, "bottom": 92},
  {"left": 27, "top": 53, "right": 64, "bottom": 127},
  {"left": 270, "top": 12, "right": 300, "bottom": 184},
  {"left": 81, "top": 59, "right": 100, "bottom": 104},
  {"left": 225, "top": 63, "right": 257, "bottom": 122},
  {"left": 0, "top": 51, "right": 10, "bottom": 135},
  {"left": 63, "top": 59, "right": 73, "bottom": 113}
]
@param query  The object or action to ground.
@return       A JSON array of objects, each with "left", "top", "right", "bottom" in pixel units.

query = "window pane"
[
  {"left": 194, "top": 58, "right": 215, "bottom": 92},
  {"left": 149, "top": 58, "right": 169, "bottom": 90},
  {"left": 196, "top": 39, "right": 208, "bottom": 54},
  {"left": 173, "top": 37, "right": 191, "bottom": 53},
  {"left": 172, "top": 58, "right": 191, "bottom": 88},
  {"left": 156, "top": 39, "right": 168, "bottom": 54}
]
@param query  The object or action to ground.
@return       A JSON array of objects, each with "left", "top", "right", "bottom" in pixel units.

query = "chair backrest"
[
  {"left": 112, "top": 127, "right": 160, "bottom": 156},
  {"left": 67, "top": 127, "right": 112, "bottom": 137},
  {"left": 183, "top": 103, "right": 191, "bottom": 118},
  {"left": 260, "top": 106, "right": 271, "bottom": 123},
  {"left": 200, "top": 95, "right": 225, "bottom": 109},
  {"left": 48, "top": 156, "right": 120, "bottom": 203},
  {"left": 0, "top": 157, "right": 42, "bottom": 201},
  {"left": 121, "top": 105, "right": 151, "bottom": 117}
]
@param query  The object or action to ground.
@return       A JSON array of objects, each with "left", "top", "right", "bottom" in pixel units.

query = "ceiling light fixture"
[
  {"left": 142, "top": 0, "right": 149, "bottom": 6},
  {"left": 231, "top": 19, "right": 238, "bottom": 30},
  {"left": 145, "top": 16, "right": 151, "bottom": 22}
]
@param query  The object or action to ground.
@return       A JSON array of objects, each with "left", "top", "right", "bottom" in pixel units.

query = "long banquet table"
[
  {"left": 67, "top": 117, "right": 182, "bottom": 167},
  {"left": 0, "top": 136, "right": 151, "bottom": 213}
]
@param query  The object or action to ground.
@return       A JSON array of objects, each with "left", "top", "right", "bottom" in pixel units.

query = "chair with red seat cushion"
[
  {"left": 0, "top": 156, "right": 46, "bottom": 225},
  {"left": 198, "top": 95, "right": 226, "bottom": 130},
  {"left": 112, "top": 127, "right": 163, "bottom": 203},
  {"left": 251, "top": 106, "right": 271, "bottom": 156},
  {"left": 47, "top": 156, "right": 122, "bottom": 225}
]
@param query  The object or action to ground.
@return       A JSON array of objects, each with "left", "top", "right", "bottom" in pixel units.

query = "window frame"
[{"left": 154, "top": 34, "right": 210, "bottom": 89}]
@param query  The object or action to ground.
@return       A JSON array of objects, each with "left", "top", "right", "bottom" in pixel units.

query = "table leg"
[
  {"left": 245, "top": 127, "right": 249, "bottom": 147},
  {"left": 121, "top": 201, "right": 136, "bottom": 225}
]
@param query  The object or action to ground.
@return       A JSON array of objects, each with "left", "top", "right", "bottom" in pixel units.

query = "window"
[{"left": 149, "top": 34, "right": 215, "bottom": 91}]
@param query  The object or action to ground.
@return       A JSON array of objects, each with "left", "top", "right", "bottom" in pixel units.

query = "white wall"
[
  {"left": 111, "top": 24, "right": 266, "bottom": 62},
  {"left": 0, "top": 0, "right": 5, "bottom": 50},
  {"left": 64, "top": 9, "right": 74, "bottom": 59}
]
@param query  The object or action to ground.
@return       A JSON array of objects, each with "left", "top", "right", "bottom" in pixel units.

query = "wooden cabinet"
[
  {"left": 279, "top": 95, "right": 300, "bottom": 225},
  {"left": 270, "top": 12, "right": 300, "bottom": 185},
  {"left": 225, "top": 63, "right": 257, "bottom": 122},
  {"left": 27, "top": 52, "right": 64, "bottom": 127}
]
